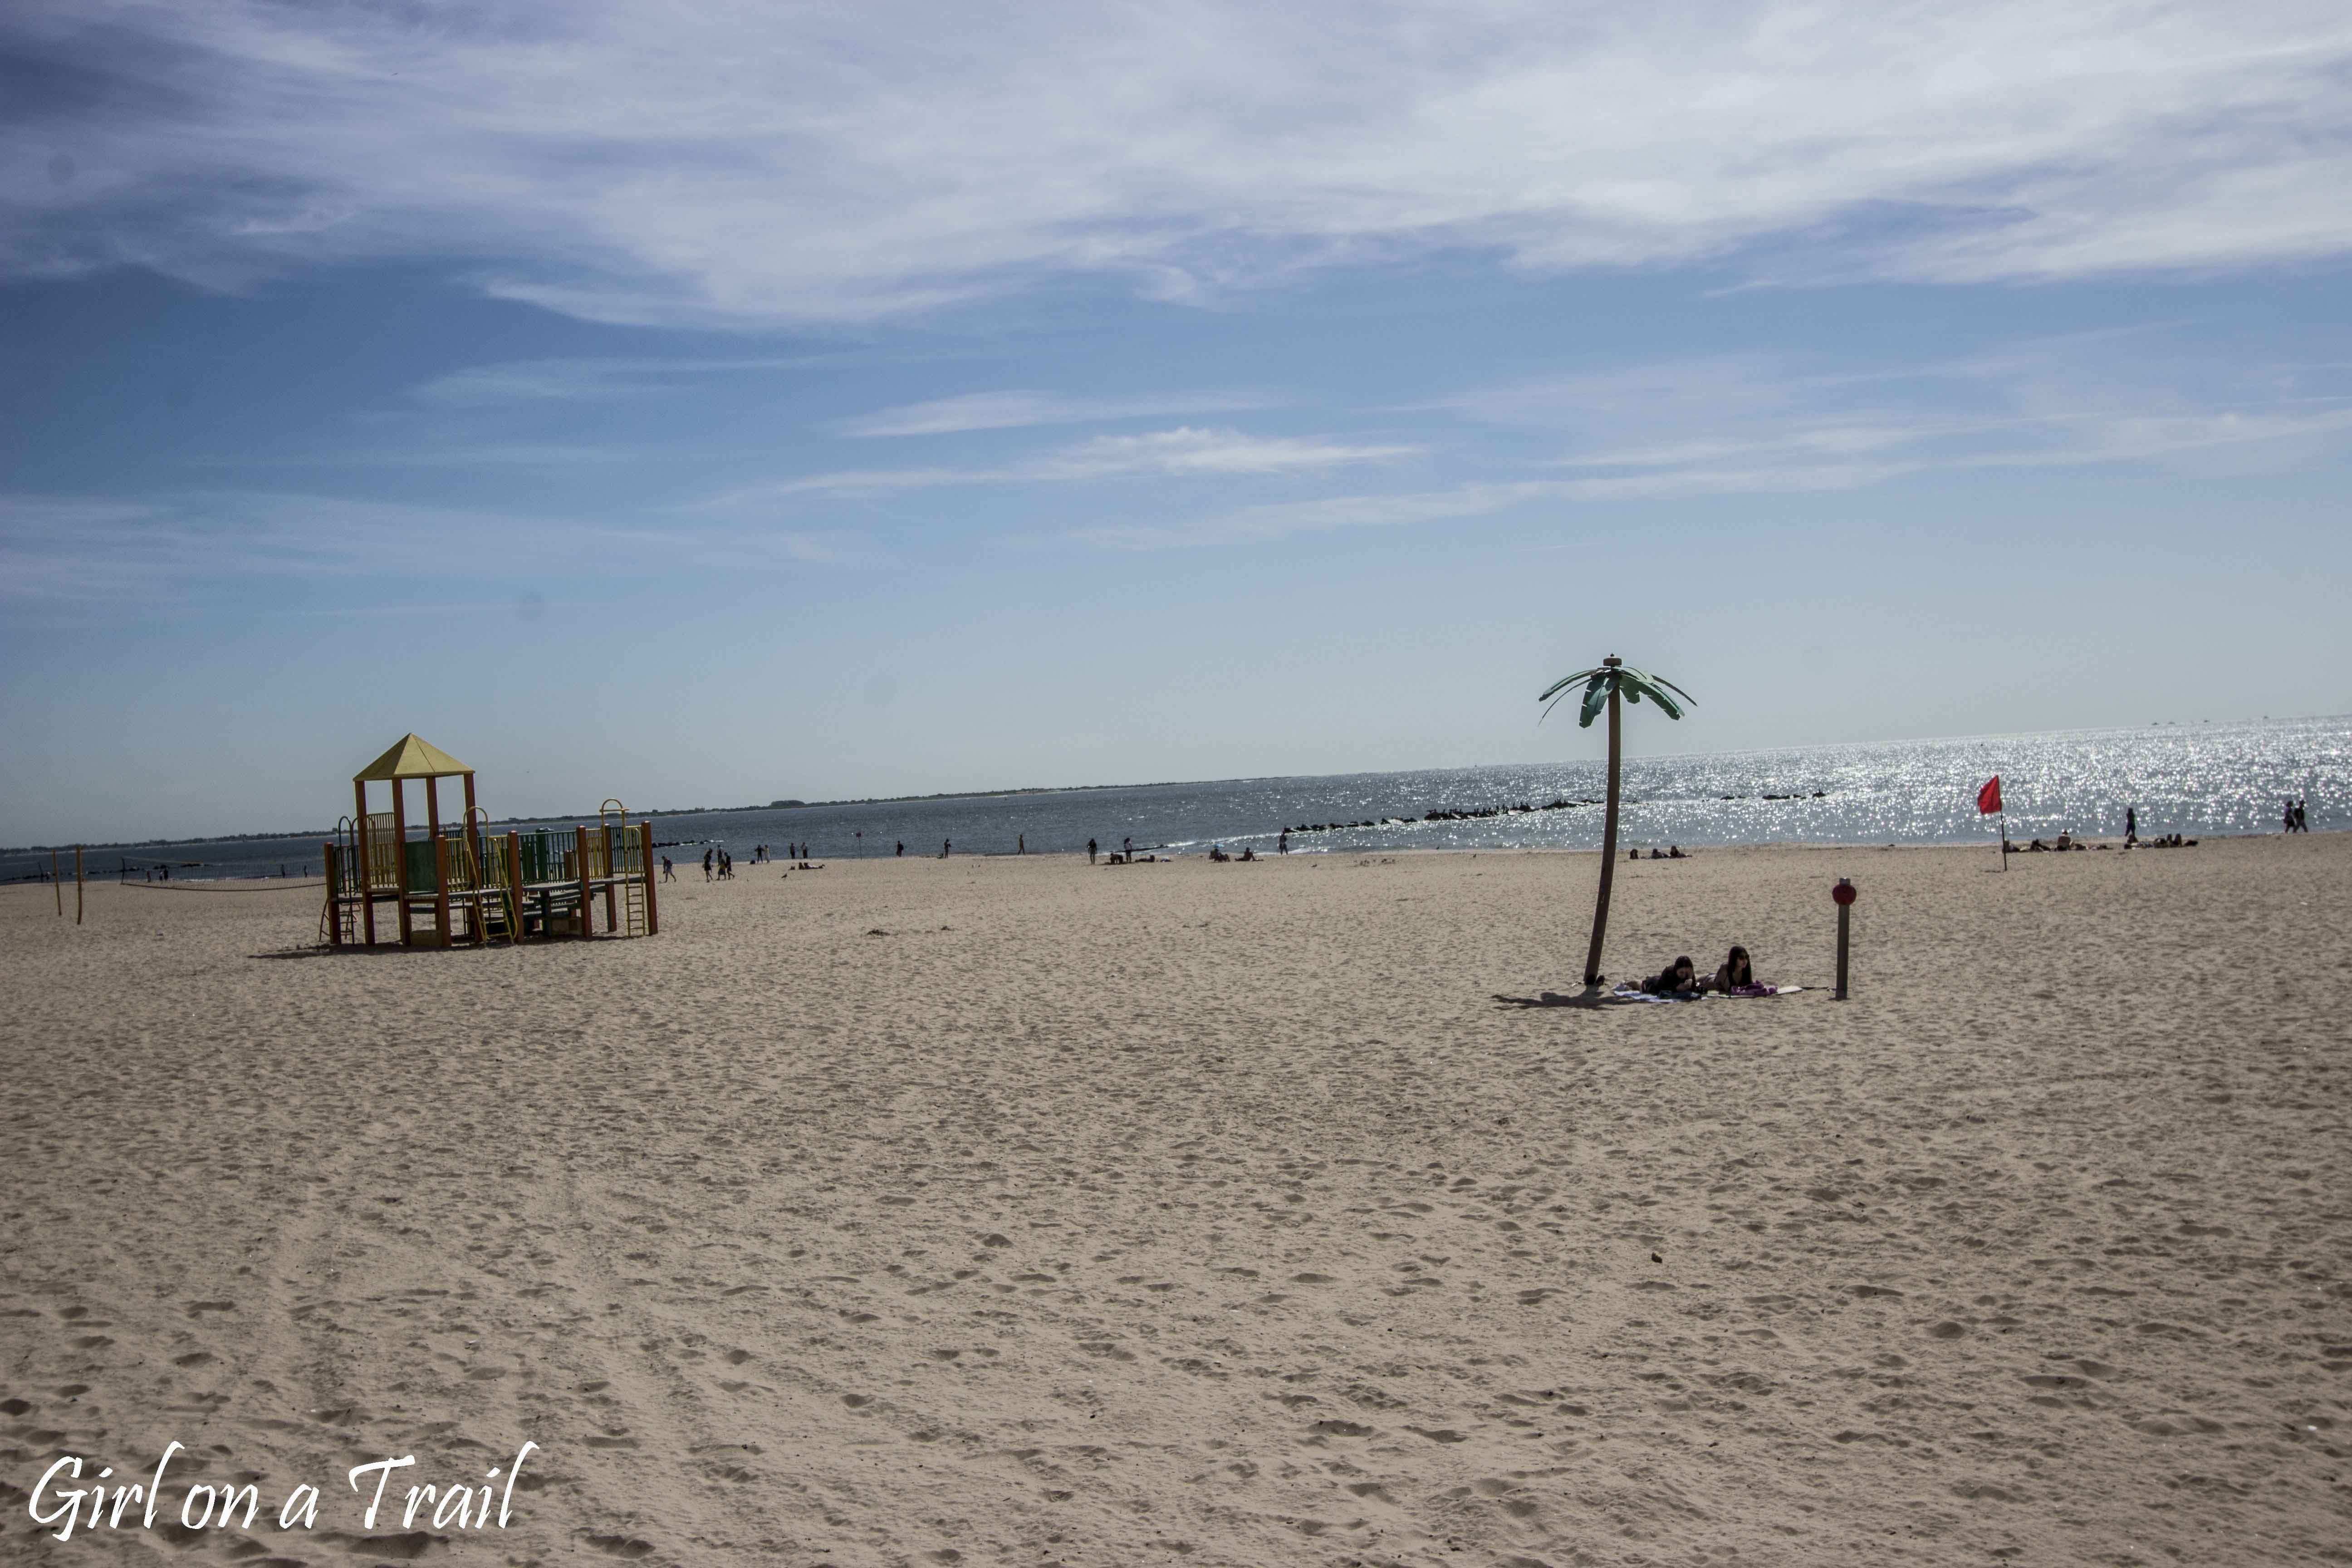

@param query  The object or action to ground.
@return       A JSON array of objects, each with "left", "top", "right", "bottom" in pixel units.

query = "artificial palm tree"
[{"left": 1539, "top": 655, "right": 1694, "bottom": 990}]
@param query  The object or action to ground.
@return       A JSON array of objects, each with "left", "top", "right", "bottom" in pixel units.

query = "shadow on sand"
[
  {"left": 249, "top": 944, "right": 460, "bottom": 961},
  {"left": 1493, "top": 990, "right": 1614, "bottom": 1010}
]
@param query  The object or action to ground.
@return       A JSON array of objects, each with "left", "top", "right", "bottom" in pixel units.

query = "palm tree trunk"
[{"left": 1582, "top": 684, "right": 1621, "bottom": 988}]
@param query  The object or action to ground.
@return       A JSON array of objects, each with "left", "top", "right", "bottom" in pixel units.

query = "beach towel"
[
  {"left": 1723, "top": 984, "right": 1803, "bottom": 997},
  {"left": 1607, "top": 985, "right": 1705, "bottom": 1004}
]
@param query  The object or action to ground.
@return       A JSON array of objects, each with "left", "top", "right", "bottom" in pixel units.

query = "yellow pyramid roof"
[{"left": 354, "top": 733, "right": 474, "bottom": 782}]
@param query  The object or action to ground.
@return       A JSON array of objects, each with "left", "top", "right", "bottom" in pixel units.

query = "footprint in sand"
[
  {"left": 585, "top": 1533, "right": 656, "bottom": 1557},
  {"left": 319, "top": 1530, "right": 439, "bottom": 1558}
]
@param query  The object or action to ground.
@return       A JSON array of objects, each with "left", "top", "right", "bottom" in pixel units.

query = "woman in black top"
[{"left": 1644, "top": 956, "right": 1702, "bottom": 995}]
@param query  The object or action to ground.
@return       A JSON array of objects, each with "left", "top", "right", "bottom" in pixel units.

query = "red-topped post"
[{"left": 1832, "top": 878, "right": 1857, "bottom": 1000}]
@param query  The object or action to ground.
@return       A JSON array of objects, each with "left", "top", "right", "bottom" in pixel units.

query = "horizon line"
[{"left": 5, "top": 710, "right": 2340, "bottom": 856}]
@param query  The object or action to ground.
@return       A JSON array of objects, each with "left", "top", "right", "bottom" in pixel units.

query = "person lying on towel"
[{"left": 1643, "top": 956, "right": 1704, "bottom": 996}]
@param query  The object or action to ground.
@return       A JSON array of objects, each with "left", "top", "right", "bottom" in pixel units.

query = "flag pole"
[{"left": 1999, "top": 808, "right": 2006, "bottom": 871}]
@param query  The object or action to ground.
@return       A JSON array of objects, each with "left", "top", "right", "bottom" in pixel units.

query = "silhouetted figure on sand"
[{"left": 1643, "top": 956, "right": 1702, "bottom": 996}]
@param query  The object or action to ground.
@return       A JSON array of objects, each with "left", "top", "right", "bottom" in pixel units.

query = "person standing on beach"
[
  {"left": 1278, "top": 828, "right": 1289, "bottom": 855},
  {"left": 895, "top": 840, "right": 904, "bottom": 857},
  {"left": 1018, "top": 834, "right": 1025, "bottom": 855},
  {"left": 702, "top": 848, "right": 714, "bottom": 881},
  {"left": 662, "top": 856, "right": 674, "bottom": 882},
  {"left": 1122, "top": 836, "right": 1132, "bottom": 860},
  {"left": 2126, "top": 806, "right": 2136, "bottom": 845}
]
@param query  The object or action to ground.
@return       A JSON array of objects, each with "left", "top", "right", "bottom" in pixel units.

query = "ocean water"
[{"left": 7, "top": 715, "right": 2343, "bottom": 883}]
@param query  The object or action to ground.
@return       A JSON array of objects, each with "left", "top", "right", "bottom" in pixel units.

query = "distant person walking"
[
  {"left": 1122, "top": 836, "right": 1132, "bottom": 860},
  {"left": 2295, "top": 799, "right": 2309, "bottom": 832},
  {"left": 2125, "top": 806, "right": 2136, "bottom": 845},
  {"left": 895, "top": 840, "right": 904, "bottom": 857},
  {"left": 702, "top": 848, "right": 714, "bottom": 881},
  {"left": 662, "top": 856, "right": 675, "bottom": 882},
  {"left": 1018, "top": 834, "right": 1025, "bottom": 855},
  {"left": 941, "top": 839, "right": 951, "bottom": 859},
  {"left": 1278, "top": 829, "right": 1289, "bottom": 855},
  {"left": 2286, "top": 798, "right": 2298, "bottom": 833},
  {"left": 1088, "top": 838, "right": 1098, "bottom": 864}
]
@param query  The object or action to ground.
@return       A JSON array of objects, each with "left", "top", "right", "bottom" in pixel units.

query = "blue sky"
[{"left": 4, "top": 1, "right": 2349, "bottom": 842}]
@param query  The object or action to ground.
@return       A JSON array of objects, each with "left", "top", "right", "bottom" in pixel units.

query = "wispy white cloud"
[
  {"left": 712, "top": 426, "right": 1414, "bottom": 502},
  {"left": 1448, "top": 336, "right": 2352, "bottom": 491},
  {"left": 0, "top": 489, "right": 864, "bottom": 603},
  {"left": 1061, "top": 338, "right": 2352, "bottom": 548},
  {"left": 7, "top": 3, "right": 2350, "bottom": 325},
  {"left": 832, "top": 390, "right": 1269, "bottom": 437},
  {"left": 208, "top": 444, "right": 648, "bottom": 469},
  {"left": 410, "top": 355, "right": 859, "bottom": 407}
]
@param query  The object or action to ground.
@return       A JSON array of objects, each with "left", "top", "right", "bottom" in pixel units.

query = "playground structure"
[{"left": 321, "top": 734, "right": 657, "bottom": 948}]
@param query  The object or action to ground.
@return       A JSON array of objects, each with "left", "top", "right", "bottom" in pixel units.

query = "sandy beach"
[{"left": 2, "top": 835, "right": 2346, "bottom": 1566}]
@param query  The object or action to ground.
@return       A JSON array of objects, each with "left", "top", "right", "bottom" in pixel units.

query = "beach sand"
[{"left": 2, "top": 836, "right": 2346, "bottom": 1564}]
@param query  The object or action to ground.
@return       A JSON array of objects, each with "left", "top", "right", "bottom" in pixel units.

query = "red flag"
[{"left": 1977, "top": 776, "right": 2003, "bottom": 815}]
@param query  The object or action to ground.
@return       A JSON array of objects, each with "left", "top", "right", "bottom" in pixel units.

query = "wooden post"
[
  {"left": 575, "top": 826, "right": 593, "bottom": 939},
  {"left": 433, "top": 834, "right": 452, "bottom": 949},
  {"left": 355, "top": 779, "right": 376, "bottom": 946},
  {"left": 325, "top": 843, "right": 342, "bottom": 947},
  {"left": 392, "top": 778, "right": 412, "bottom": 946},
  {"left": 640, "top": 820, "right": 660, "bottom": 935},
  {"left": 1833, "top": 877, "right": 1855, "bottom": 1000},
  {"left": 54, "top": 849, "right": 62, "bottom": 916},
  {"left": 75, "top": 847, "right": 83, "bottom": 924},
  {"left": 1581, "top": 665, "right": 1623, "bottom": 989},
  {"left": 425, "top": 770, "right": 445, "bottom": 941},
  {"left": 603, "top": 826, "right": 619, "bottom": 931},
  {"left": 462, "top": 772, "right": 479, "bottom": 867},
  {"left": 508, "top": 830, "right": 526, "bottom": 945}
]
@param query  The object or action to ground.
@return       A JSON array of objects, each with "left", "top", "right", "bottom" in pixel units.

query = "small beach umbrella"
[{"left": 1539, "top": 655, "right": 1694, "bottom": 990}]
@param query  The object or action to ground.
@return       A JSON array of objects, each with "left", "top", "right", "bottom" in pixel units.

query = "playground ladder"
[
  {"left": 620, "top": 858, "right": 647, "bottom": 937},
  {"left": 323, "top": 817, "right": 361, "bottom": 946},
  {"left": 468, "top": 809, "right": 519, "bottom": 945},
  {"left": 603, "top": 800, "right": 647, "bottom": 938}
]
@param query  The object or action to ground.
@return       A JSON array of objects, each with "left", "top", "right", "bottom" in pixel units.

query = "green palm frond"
[
  {"left": 1538, "top": 667, "right": 1609, "bottom": 726},
  {"left": 1618, "top": 674, "right": 1685, "bottom": 720},
  {"left": 1537, "top": 667, "right": 1609, "bottom": 704},
  {"left": 1537, "top": 661, "right": 1695, "bottom": 727}
]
